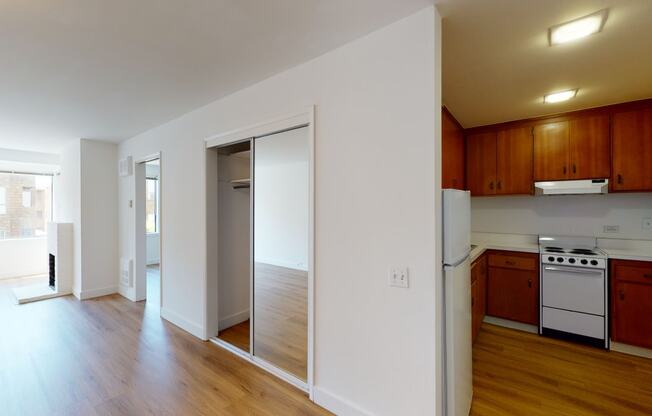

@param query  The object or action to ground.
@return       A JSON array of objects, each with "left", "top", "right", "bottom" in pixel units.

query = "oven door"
[{"left": 542, "top": 265, "right": 605, "bottom": 315}]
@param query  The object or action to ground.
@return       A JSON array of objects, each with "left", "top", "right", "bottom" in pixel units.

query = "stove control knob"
[
  {"left": 548, "top": 256, "right": 555, "bottom": 262},
  {"left": 591, "top": 260, "right": 598, "bottom": 266},
  {"left": 580, "top": 259, "right": 588, "bottom": 265},
  {"left": 568, "top": 258, "right": 576, "bottom": 264},
  {"left": 557, "top": 257, "right": 564, "bottom": 263}
]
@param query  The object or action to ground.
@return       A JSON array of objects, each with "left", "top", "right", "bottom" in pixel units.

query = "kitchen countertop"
[{"left": 470, "top": 232, "right": 652, "bottom": 263}]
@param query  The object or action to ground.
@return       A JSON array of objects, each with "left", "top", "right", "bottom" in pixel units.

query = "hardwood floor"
[
  {"left": 472, "top": 323, "right": 652, "bottom": 416},
  {"left": 0, "top": 276, "right": 329, "bottom": 416},
  {"left": 254, "top": 263, "right": 308, "bottom": 381},
  {"left": 218, "top": 319, "right": 250, "bottom": 352}
]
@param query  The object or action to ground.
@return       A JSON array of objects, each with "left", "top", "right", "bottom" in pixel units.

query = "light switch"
[{"left": 389, "top": 267, "right": 409, "bottom": 288}]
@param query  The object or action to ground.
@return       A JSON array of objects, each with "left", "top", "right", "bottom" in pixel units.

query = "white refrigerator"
[{"left": 442, "top": 189, "right": 472, "bottom": 416}]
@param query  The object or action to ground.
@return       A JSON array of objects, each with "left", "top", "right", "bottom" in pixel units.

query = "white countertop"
[{"left": 470, "top": 232, "right": 652, "bottom": 263}]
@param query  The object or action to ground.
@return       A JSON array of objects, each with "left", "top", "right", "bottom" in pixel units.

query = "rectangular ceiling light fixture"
[
  {"left": 549, "top": 9, "right": 608, "bottom": 45},
  {"left": 544, "top": 89, "right": 578, "bottom": 103}
]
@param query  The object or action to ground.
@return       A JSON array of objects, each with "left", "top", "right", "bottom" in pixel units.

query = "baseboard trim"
[
  {"left": 483, "top": 316, "right": 538, "bottom": 334},
  {"left": 218, "top": 309, "right": 250, "bottom": 330},
  {"left": 161, "top": 307, "right": 205, "bottom": 340},
  {"left": 313, "top": 387, "right": 374, "bottom": 416},
  {"left": 77, "top": 285, "right": 119, "bottom": 300},
  {"left": 611, "top": 341, "right": 652, "bottom": 359}
]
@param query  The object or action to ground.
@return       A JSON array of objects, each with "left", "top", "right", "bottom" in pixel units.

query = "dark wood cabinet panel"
[
  {"left": 534, "top": 121, "right": 570, "bottom": 181},
  {"left": 487, "top": 251, "right": 538, "bottom": 325},
  {"left": 496, "top": 127, "right": 533, "bottom": 195},
  {"left": 442, "top": 108, "right": 465, "bottom": 190},
  {"left": 466, "top": 132, "right": 497, "bottom": 196},
  {"left": 611, "top": 259, "right": 652, "bottom": 349},
  {"left": 471, "top": 254, "right": 488, "bottom": 343},
  {"left": 612, "top": 109, "right": 652, "bottom": 192},
  {"left": 569, "top": 115, "right": 610, "bottom": 179}
]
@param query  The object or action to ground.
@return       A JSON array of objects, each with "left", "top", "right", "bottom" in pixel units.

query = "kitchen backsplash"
[{"left": 471, "top": 193, "right": 652, "bottom": 240}]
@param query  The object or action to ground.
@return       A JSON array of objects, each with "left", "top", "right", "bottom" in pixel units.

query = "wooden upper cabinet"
[
  {"left": 612, "top": 108, "right": 652, "bottom": 192},
  {"left": 466, "top": 132, "right": 497, "bottom": 196},
  {"left": 569, "top": 115, "right": 610, "bottom": 179},
  {"left": 496, "top": 127, "right": 533, "bottom": 195},
  {"left": 534, "top": 121, "right": 570, "bottom": 181},
  {"left": 442, "top": 108, "right": 465, "bottom": 190}
]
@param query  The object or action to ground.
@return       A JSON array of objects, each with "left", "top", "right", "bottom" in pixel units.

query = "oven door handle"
[{"left": 543, "top": 266, "right": 603, "bottom": 276}]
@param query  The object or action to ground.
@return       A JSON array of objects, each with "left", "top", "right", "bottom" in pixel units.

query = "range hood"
[{"left": 535, "top": 179, "right": 609, "bottom": 196}]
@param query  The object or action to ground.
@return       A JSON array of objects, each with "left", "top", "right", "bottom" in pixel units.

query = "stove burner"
[{"left": 569, "top": 249, "right": 597, "bottom": 255}]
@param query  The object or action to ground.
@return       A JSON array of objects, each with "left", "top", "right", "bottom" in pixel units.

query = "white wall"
[
  {"left": 54, "top": 140, "right": 82, "bottom": 294},
  {"left": 79, "top": 140, "right": 119, "bottom": 298},
  {"left": 118, "top": 7, "right": 438, "bottom": 415},
  {"left": 146, "top": 233, "right": 160, "bottom": 265},
  {"left": 54, "top": 139, "right": 119, "bottom": 299},
  {"left": 471, "top": 193, "right": 652, "bottom": 240},
  {"left": 254, "top": 128, "right": 309, "bottom": 270},
  {"left": 217, "top": 153, "right": 250, "bottom": 329},
  {"left": 0, "top": 238, "right": 48, "bottom": 279}
]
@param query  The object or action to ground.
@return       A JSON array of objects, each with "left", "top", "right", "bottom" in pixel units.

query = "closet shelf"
[{"left": 230, "top": 178, "right": 250, "bottom": 189}]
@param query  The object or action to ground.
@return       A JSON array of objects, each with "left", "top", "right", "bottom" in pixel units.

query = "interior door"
[
  {"left": 569, "top": 114, "right": 610, "bottom": 179},
  {"left": 534, "top": 121, "right": 569, "bottom": 181},
  {"left": 466, "top": 131, "right": 497, "bottom": 196},
  {"left": 253, "top": 126, "right": 310, "bottom": 381},
  {"left": 612, "top": 109, "right": 652, "bottom": 191},
  {"left": 496, "top": 126, "right": 533, "bottom": 194}
]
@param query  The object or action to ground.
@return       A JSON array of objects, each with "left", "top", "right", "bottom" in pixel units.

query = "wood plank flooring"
[
  {"left": 0, "top": 276, "right": 329, "bottom": 416},
  {"left": 253, "top": 263, "right": 308, "bottom": 381},
  {"left": 218, "top": 319, "right": 250, "bottom": 352},
  {"left": 472, "top": 323, "right": 652, "bottom": 416}
]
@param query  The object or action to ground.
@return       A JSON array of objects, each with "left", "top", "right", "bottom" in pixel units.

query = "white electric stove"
[{"left": 539, "top": 235, "right": 609, "bottom": 349}]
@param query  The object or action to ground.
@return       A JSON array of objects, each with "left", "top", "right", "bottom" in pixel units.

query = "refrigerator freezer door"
[
  {"left": 444, "top": 258, "right": 472, "bottom": 416},
  {"left": 443, "top": 189, "right": 471, "bottom": 265}
]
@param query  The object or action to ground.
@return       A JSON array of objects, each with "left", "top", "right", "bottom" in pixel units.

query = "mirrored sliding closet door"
[{"left": 253, "top": 126, "right": 309, "bottom": 381}]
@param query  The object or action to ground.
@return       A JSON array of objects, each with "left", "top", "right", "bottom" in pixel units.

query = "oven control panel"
[{"left": 541, "top": 255, "right": 606, "bottom": 269}]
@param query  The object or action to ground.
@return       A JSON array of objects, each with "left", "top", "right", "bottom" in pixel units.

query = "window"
[
  {"left": 22, "top": 188, "right": 32, "bottom": 208},
  {"left": 146, "top": 178, "right": 159, "bottom": 233},
  {"left": 0, "top": 173, "right": 52, "bottom": 239},
  {"left": 0, "top": 187, "right": 5, "bottom": 215}
]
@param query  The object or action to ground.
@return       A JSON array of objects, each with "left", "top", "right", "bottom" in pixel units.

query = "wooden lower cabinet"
[
  {"left": 471, "top": 254, "right": 487, "bottom": 343},
  {"left": 610, "top": 259, "right": 652, "bottom": 349},
  {"left": 486, "top": 251, "right": 539, "bottom": 325}
]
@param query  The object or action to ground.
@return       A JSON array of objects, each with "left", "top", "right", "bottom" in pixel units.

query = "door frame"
[
  {"left": 133, "top": 152, "right": 163, "bottom": 309},
  {"left": 204, "top": 106, "right": 315, "bottom": 396}
]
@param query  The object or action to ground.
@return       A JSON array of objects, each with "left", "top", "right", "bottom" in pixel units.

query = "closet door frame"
[{"left": 204, "top": 106, "right": 315, "bottom": 396}]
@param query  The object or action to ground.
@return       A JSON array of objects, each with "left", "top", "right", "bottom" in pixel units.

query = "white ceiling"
[
  {"left": 440, "top": 0, "right": 652, "bottom": 128},
  {"left": 0, "top": 0, "right": 432, "bottom": 153}
]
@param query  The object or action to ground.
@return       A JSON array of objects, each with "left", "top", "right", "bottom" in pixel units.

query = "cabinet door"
[
  {"left": 471, "top": 278, "right": 480, "bottom": 343},
  {"left": 496, "top": 127, "right": 533, "bottom": 194},
  {"left": 442, "top": 109, "right": 466, "bottom": 190},
  {"left": 479, "top": 256, "right": 487, "bottom": 322},
  {"left": 487, "top": 268, "right": 538, "bottom": 325},
  {"left": 612, "top": 281, "right": 652, "bottom": 349},
  {"left": 466, "top": 132, "right": 497, "bottom": 196},
  {"left": 612, "top": 109, "right": 652, "bottom": 191},
  {"left": 534, "top": 121, "right": 570, "bottom": 181},
  {"left": 569, "top": 115, "right": 610, "bottom": 179}
]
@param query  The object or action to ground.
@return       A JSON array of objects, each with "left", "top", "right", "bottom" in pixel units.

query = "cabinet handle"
[
  {"left": 617, "top": 174, "right": 623, "bottom": 185},
  {"left": 489, "top": 181, "right": 494, "bottom": 190},
  {"left": 644, "top": 273, "right": 652, "bottom": 279},
  {"left": 619, "top": 290, "right": 625, "bottom": 301},
  {"left": 497, "top": 180, "right": 502, "bottom": 190},
  {"left": 505, "top": 260, "right": 516, "bottom": 266},
  {"left": 572, "top": 164, "right": 577, "bottom": 174},
  {"left": 527, "top": 279, "right": 532, "bottom": 288},
  {"left": 563, "top": 166, "right": 567, "bottom": 175}
]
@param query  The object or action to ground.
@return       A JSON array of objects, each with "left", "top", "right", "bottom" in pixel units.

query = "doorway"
[{"left": 134, "top": 155, "right": 161, "bottom": 309}]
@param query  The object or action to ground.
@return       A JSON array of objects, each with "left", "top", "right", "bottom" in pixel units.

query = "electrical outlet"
[
  {"left": 603, "top": 225, "right": 620, "bottom": 233},
  {"left": 643, "top": 218, "right": 652, "bottom": 230},
  {"left": 389, "top": 267, "right": 409, "bottom": 288}
]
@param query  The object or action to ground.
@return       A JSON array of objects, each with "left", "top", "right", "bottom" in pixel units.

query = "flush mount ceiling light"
[
  {"left": 549, "top": 9, "right": 608, "bottom": 46},
  {"left": 544, "top": 89, "right": 578, "bottom": 103}
]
